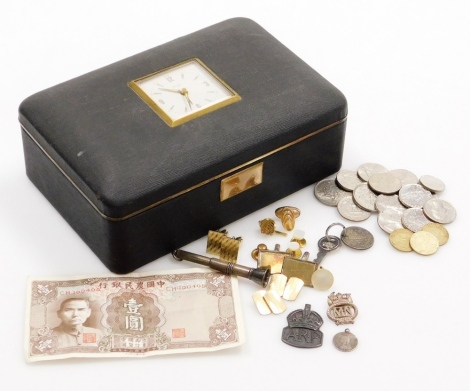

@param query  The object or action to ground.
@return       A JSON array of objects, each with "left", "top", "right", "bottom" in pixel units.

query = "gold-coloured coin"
[
  {"left": 389, "top": 228, "right": 414, "bottom": 252},
  {"left": 421, "top": 223, "right": 449, "bottom": 246},
  {"left": 409, "top": 231, "right": 439, "bottom": 255}
]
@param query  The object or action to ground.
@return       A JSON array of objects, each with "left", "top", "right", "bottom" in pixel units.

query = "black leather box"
[{"left": 19, "top": 18, "right": 347, "bottom": 273}]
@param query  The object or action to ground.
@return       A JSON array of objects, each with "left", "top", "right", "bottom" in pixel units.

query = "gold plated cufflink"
[
  {"left": 259, "top": 218, "right": 287, "bottom": 236},
  {"left": 206, "top": 229, "right": 242, "bottom": 262},
  {"left": 275, "top": 206, "right": 301, "bottom": 231}
]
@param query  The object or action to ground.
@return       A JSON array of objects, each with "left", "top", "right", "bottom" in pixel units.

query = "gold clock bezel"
[{"left": 128, "top": 58, "right": 241, "bottom": 127}]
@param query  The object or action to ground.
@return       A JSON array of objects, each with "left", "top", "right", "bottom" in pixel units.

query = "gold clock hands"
[
  {"left": 158, "top": 87, "right": 193, "bottom": 109},
  {"left": 181, "top": 88, "right": 193, "bottom": 110},
  {"left": 158, "top": 87, "right": 182, "bottom": 93}
]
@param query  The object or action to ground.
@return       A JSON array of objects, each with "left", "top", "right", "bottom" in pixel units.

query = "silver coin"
[
  {"left": 389, "top": 169, "right": 418, "bottom": 187},
  {"left": 401, "top": 208, "right": 433, "bottom": 232},
  {"left": 314, "top": 178, "right": 350, "bottom": 206},
  {"left": 352, "top": 183, "right": 378, "bottom": 212},
  {"left": 419, "top": 175, "right": 446, "bottom": 193},
  {"left": 337, "top": 196, "right": 371, "bottom": 222},
  {"left": 333, "top": 329, "right": 358, "bottom": 352},
  {"left": 375, "top": 194, "right": 407, "bottom": 213},
  {"left": 398, "top": 184, "right": 433, "bottom": 208},
  {"left": 423, "top": 198, "right": 456, "bottom": 224},
  {"left": 341, "top": 226, "right": 374, "bottom": 250},
  {"left": 377, "top": 209, "right": 404, "bottom": 234},
  {"left": 357, "top": 163, "right": 388, "bottom": 181},
  {"left": 368, "top": 172, "right": 402, "bottom": 195},
  {"left": 336, "top": 169, "right": 364, "bottom": 191}
]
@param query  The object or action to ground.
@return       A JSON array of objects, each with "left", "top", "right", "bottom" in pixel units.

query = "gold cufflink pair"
[{"left": 206, "top": 229, "right": 242, "bottom": 262}]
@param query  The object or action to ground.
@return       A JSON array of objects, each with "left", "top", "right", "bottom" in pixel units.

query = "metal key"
[{"left": 313, "top": 235, "right": 341, "bottom": 267}]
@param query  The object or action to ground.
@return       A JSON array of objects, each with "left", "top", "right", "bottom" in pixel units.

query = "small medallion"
[
  {"left": 327, "top": 292, "right": 358, "bottom": 325},
  {"left": 333, "top": 329, "right": 358, "bottom": 352}
]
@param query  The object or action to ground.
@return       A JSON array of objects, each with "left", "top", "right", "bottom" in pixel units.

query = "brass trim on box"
[
  {"left": 220, "top": 162, "right": 263, "bottom": 201},
  {"left": 21, "top": 116, "right": 347, "bottom": 222}
]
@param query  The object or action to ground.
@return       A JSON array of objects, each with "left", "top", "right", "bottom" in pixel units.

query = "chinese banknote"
[{"left": 25, "top": 268, "right": 245, "bottom": 362}]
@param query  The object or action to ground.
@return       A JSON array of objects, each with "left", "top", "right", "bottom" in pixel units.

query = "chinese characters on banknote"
[{"left": 25, "top": 268, "right": 245, "bottom": 362}]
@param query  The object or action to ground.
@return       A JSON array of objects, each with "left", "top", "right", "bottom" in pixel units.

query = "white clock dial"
[{"left": 129, "top": 58, "right": 240, "bottom": 127}]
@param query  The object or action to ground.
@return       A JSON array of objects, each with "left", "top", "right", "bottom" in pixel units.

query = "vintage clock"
[{"left": 128, "top": 58, "right": 241, "bottom": 127}]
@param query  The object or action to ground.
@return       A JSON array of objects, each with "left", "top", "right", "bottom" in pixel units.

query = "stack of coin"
[{"left": 314, "top": 163, "right": 456, "bottom": 254}]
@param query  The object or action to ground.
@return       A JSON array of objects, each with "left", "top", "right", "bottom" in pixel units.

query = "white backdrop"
[{"left": 2, "top": 1, "right": 470, "bottom": 390}]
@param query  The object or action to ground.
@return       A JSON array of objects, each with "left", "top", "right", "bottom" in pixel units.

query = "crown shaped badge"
[
  {"left": 327, "top": 292, "right": 353, "bottom": 306},
  {"left": 286, "top": 304, "right": 323, "bottom": 330}
]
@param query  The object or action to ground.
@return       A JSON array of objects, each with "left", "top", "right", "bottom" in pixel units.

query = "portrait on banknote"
[{"left": 25, "top": 268, "right": 245, "bottom": 361}]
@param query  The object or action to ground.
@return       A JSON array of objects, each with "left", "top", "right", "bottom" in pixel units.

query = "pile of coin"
[{"left": 314, "top": 163, "right": 457, "bottom": 255}]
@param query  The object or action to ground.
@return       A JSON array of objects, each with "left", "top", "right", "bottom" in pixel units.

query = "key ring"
[{"left": 325, "top": 222, "right": 345, "bottom": 242}]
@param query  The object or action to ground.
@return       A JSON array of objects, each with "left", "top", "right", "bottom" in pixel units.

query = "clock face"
[{"left": 129, "top": 58, "right": 241, "bottom": 127}]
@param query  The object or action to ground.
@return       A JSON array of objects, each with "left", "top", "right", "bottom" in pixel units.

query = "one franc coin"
[
  {"left": 419, "top": 175, "right": 445, "bottom": 193},
  {"left": 398, "top": 184, "right": 433, "bottom": 209},
  {"left": 423, "top": 198, "right": 457, "bottom": 224},
  {"left": 375, "top": 194, "right": 407, "bottom": 213},
  {"left": 314, "top": 178, "right": 350, "bottom": 207},
  {"left": 353, "top": 183, "right": 378, "bottom": 212},
  {"left": 368, "top": 172, "right": 402, "bottom": 195},
  {"left": 357, "top": 163, "right": 388, "bottom": 182},
  {"left": 388, "top": 169, "right": 419, "bottom": 187},
  {"left": 336, "top": 169, "right": 364, "bottom": 191},
  {"left": 401, "top": 207, "right": 433, "bottom": 232},
  {"left": 337, "top": 196, "right": 371, "bottom": 222},
  {"left": 377, "top": 209, "right": 404, "bottom": 234}
]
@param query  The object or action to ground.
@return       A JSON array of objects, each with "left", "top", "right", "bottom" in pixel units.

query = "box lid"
[{"left": 19, "top": 17, "right": 347, "bottom": 220}]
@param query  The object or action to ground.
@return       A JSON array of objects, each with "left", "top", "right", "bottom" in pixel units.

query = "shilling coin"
[
  {"left": 389, "top": 228, "right": 414, "bottom": 252},
  {"left": 398, "top": 184, "right": 433, "bottom": 208},
  {"left": 341, "top": 226, "right": 374, "bottom": 250},
  {"left": 377, "top": 209, "right": 404, "bottom": 234},
  {"left": 336, "top": 169, "right": 364, "bottom": 191},
  {"left": 357, "top": 163, "right": 388, "bottom": 182},
  {"left": 389, "top": 169, "right": 419, "bottom": 187},
  {"left": 402, "top": 208, "right": 433, "bottom": 232},
  {"left": 421, "top": 222, "right": 449, "bottom": 246},
  {"left": 337, "top": 195, "right": 371, "bottom": 222},
  {"left": 333, "top": 329, "right": 358, "bottom": 352},
  {"left": 423, "top": 198, "right": 457, "bottom": 224},
  {"left": 352, "top": 183, "right": 378, "bottom": 212},
  {"left": 419, "top": 175, "right": 445, "bottom": 193},
  {"left": 314, "top": 178, "right": 350, "bottom": 207},
  {"left": 368, "top": 172, "right": 402, "bottom": 195},
  {"left": 375, "top": 194, "right": 407, "bottom": 213},
  {"left": 409, "top": 231, "right": 439, "bottom": 255}
]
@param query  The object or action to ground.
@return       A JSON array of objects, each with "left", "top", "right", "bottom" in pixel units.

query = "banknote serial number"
[{"left": 166, "top": 284, "right": 207, "bottom": 291}]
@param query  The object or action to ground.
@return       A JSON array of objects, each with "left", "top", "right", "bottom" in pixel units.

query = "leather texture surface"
[
  {"left": 19, "top": 18, "right": 347, "bottom": 273},
  {"left": 19, "top": 17, "right": 347, "bottom": 219}
]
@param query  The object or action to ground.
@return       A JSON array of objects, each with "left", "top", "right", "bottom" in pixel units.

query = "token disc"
[{"left": 341, "top": 226, "right": 374, "bottom": 250}]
